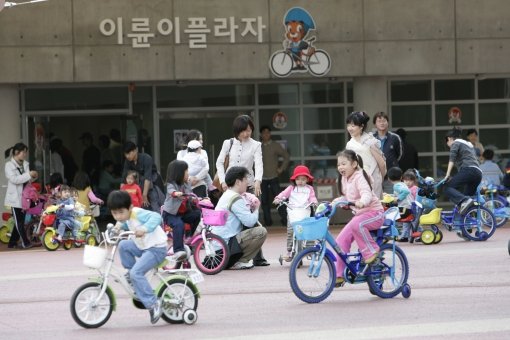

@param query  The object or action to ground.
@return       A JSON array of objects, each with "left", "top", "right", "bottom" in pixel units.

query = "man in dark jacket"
[{"left": 373, "top": 112, "right": 402, "bottom": 193}]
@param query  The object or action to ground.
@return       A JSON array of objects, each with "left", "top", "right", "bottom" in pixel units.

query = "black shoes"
[
  {"left": 253, "top": 259, "right": 270, "bottom": 267},
  {"left": 7, "top": 243, "right": 33, "bottom": 249}
]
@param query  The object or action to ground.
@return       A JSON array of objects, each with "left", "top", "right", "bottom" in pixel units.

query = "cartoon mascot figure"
[{"left": 283, "top": 7, "right": 316, "bottom": 71}]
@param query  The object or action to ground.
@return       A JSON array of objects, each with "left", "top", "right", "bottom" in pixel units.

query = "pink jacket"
[
  {"left": 276, "top": 184, "right": 318, "bottom": 205},
  {"left": 339, "top": 169, "right": 383, "bottom": 215}
]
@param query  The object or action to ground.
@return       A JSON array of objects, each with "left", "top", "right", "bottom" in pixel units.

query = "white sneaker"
[
  {"left": 230, "top": 260, "right": 254, "bottom": 270},
  {"left": 172, "top": 250, "right": 187, "bottom": 262}
]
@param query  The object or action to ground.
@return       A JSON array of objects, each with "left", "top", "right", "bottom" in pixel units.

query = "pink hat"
[{"left": 290, "top": 165, "right": 314, "bottom": 183}]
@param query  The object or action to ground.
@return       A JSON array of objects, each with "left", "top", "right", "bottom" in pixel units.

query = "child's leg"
[
  {"left": 57, "top": 221, "right": 67, "bottom": 239},
  {"left": 335, "top": 222, "right": 356, "bottom": 278},
  {"left": 350, "top": 211, "right": 385, "bottom": 260},
  {"left": 182, "top": 209, "right": 202, "bottom": 236},
  {"left": 286, "top": 222, "right": 293, "bottom": 252},
  {"left": 401, "top": 222, "right": 410, "bottom": 238},
  {"left": 164, "top": 214, "right": 185, "bottom": 251}
]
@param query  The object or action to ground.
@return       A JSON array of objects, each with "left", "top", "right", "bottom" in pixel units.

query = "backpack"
[{"left": 21, "top": 182, "right": 39, "bottom": 211}]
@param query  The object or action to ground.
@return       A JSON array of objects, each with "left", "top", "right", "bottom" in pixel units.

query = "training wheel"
[
  {"left": 183, "top": 309, "right": 198, "bottom": 325},
  {"left": 401, "top": 283, "right": 411, "bottom": 299}
]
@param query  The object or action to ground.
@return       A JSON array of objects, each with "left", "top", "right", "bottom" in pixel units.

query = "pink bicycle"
[{"left": 164, "top": 196, "right": 230, "bottom": 275}]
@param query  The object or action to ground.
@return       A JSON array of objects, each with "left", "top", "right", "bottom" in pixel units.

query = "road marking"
[
  {"left": 228, "top": 318, "right": 510, "bottom": 339},
  {"left": 0, "top": 270, "right": 92, "bottom": 282}
]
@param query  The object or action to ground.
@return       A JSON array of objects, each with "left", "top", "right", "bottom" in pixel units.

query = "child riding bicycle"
[
  {"left": 273, "top": 165, "right": 317, "bottom": 261},
  {"left": 108, "top": 190, "right": 167, "bottom": 324},
  {"left": 333, "top": 150, "right": 385, "bottom": 287}
]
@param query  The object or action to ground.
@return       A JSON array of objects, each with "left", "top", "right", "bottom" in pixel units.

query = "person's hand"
[
  {"left": 98, "top": 199, "right": 104, "bottom": 205},
  {"left": 174, "top": 191, "right": 183, "bottom": 197},
  {"left": 273, "top": 198, "right": 281, "bottom": 205},
  {"left": 142, "top": 194, "right": 150, "bottom": 207},
  {"left": 221, "top": 183, "right": 228, "bottom": 191},
  {"left": 254, "top": 181, "right": 261, "bottom": 196},
  {"left": 135, "top": 229, "right": 146, "bottom": 238},
  {"left": 354, "top": 201, "right": 365, "bottom": 209},
  {"left": 29, "top": 170, "right": 38, "bottom": 179},
  {"left": 189, "top": 177, "right": 199, "bottom": 186}
]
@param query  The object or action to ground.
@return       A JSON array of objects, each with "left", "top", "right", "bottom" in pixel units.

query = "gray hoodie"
[{"left": 449, "top": 139, "right": 481, "bottom": 171}]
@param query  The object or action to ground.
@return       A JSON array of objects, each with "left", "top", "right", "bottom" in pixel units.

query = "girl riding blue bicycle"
[{"left": 333, "top": 150, "right": 385, "bottom": 287}]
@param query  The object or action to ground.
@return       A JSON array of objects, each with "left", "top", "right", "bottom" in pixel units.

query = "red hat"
[{"left": 290, "top": 165, "right": 314, "bottom": 183}]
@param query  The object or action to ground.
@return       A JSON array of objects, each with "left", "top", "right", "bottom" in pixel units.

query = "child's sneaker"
[
  {"left": 397, "top": 237, "right": 409, "bottom": 242},
  {"left": 283, "top": 251, "right": 293, "bottom": 262},
  {"left": 363, "top": 252, "right": 379, "bottom": 265},
  {"left": 230, "top": 260, "right": 254, "bottom": 270},
  {"left": 56, "top": 235, "right": 63, "bottom": 242},
  {"left": 335, "top": 276, "right": 345, "bottom": 288},
  {"left": 172, "top": 250, "right": 187, "bottom": 262}
]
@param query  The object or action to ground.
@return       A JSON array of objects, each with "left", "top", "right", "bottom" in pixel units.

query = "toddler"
[
  {"left": 182, "top": 140, "right": 209, "bottom": 198},
  {"left": 274, "top": 165, "right": 318, "bottom": 261},
  {"left": 55, "top": 186, "right": 83, "bottom": 241},
  {"left": 121, "top": 170, "right": 143, "bottom": 208},
  {"left": 73, "top": 171, "right": 104, "bottom": 210},
  {"left": 386, "top": 167, "right": 413, "bottom": 242}
]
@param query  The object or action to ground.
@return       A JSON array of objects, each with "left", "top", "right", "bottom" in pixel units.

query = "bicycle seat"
[{"left": 419, "top": 208, "right": 442, "bottom": 225}]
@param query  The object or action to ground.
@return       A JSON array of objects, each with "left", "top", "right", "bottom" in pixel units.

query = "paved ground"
[{"left": 1, "top": 224, "right": 510, "bottom": 339}]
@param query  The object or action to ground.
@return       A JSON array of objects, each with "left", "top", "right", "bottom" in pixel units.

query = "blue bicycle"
[{"left": 288, "top": 201, "right": 411, "bottom": 304}]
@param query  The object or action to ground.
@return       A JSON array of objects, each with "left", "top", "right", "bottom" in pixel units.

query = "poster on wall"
[
  {"left": 174, "top": 129, "right": 189, "bottom": 154},
  {"left": 269, "top": 7, "right": 331, "bottom": 78}
]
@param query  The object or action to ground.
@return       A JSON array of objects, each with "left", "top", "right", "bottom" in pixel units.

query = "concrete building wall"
[
  {"left": 0, "top": 86, "right": 20, "bottom": 204},
  {"left": 1, "top": 0, "right": 510, "bottom": 83}
]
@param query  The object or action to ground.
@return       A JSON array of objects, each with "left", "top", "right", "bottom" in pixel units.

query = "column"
[{"left": 353, "top": 77, "right": 388, "bottom": 129}]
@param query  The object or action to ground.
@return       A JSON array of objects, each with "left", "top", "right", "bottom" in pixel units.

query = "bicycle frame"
[{"left": 305, "top": 203, "right": 401, "bottom": 284}]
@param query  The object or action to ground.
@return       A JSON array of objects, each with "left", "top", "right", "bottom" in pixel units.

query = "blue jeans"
[
  {"left": 163, "top": 210, "right": 201, "bottom": 252},
  {"left": 260, "top": 178, "right": 286, "bottom": 226},
  {"left": 118, "top": 240, "right": 167, "bottom": 309},
  {"left": 444, "top": 167, "right": 482, "bottom": 205}
]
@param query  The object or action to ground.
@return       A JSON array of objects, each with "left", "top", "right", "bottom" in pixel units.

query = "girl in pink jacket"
[
  {"left": 274, "top": 165, "right": 318, "bottom": 260},
  {"left": 334, "top": 150, "right": 384, "bottom": 287}
]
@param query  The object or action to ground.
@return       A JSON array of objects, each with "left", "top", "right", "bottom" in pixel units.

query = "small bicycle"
[
  {"left": 70, "top": 226, "right": 203, "bottom": 328},
  {"left": 274, "top": 200, "right": 315, "bottom": 265},
  {"left": 482, "top": 183, "right": 510, "bottom": 228},
  {"left": 164, "top": 195, "right": 230, "bottom": 275},
  {"left": 413, "top": 171, "right": 497, "bottom": 243},
  {"left": 269, "top": 37, "right": 331, "bottom": 77},
  {"left": 288, "top": 201, "right": 411, "bottom": 304}
]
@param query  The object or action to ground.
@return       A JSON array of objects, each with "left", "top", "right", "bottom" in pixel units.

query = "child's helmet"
[{"left": 284, "top": 7, "right": 316, "bottom": 33}]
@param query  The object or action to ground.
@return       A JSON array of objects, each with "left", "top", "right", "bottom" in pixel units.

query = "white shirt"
[
  {"left": 182, "top": 151, "right": 209, "bottom": 188},
  {"left": 216, "top": 137, "right": 262, "bottom": 187}
]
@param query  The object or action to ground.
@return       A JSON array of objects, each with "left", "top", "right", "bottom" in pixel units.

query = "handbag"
[{"left": 213, "top": 138, "right": 234, "bottom": 192}]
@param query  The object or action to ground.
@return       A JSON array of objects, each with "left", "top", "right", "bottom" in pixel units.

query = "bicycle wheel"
[
  {"left": 158, "top": 278, "right": 198, "bottom": 324},
  {"left": 289, "top": 247, "right": 335, "bottom": 304},
  {"left": 461, "top": 206, "right": 496, "bottom": 241},
  {"left": 307, "top": 50, "right": 331, "bottom": 76},
  {"left": 193, "top": 233, "right": 229, "bottom": 275},
  {"left": 25, "top": 219, "right": 40, "bottom": 244},
  {"left": 0, "top": 225, "right": 10, "bottom": 244},
  {"left": 483, "top": 199, "right": 507, "bottom": 228},
  {"left": 367, "top": 243, "right": 409, "bottom": 299},
  {"left": 70, "top": 282, "right": 113, "bottom": 328},
  {"left": 269, "top": 51, "right": 293, "bottom": 77},
  {"left": 42, "top": 229, "right": 59, "bottom": 251}
]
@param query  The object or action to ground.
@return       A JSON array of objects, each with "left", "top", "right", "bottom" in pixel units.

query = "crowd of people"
[{"left": 4, "top": 111, "right": 509, "bottom": 324}]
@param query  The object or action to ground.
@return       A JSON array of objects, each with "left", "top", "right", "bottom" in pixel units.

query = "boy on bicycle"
[
  {"left": 107, "top": 190, "right": 167, "bottom": 324},
  {"left": 444, "top": 128, "right": 482, "bottom": 215}
]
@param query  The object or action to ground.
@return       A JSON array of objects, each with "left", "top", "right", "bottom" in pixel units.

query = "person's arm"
[
  {"left": 395, "top": 133, "right": 403, "bottom": 161},
  {"left": 141, "top": 154, "right": 153, "bottom": 207},
  {"left": 5, "top": 162, "right": 33, "bottom": 185},
  {"left": 445, "top": 162, "right": 455, "bottom": 179},
  {"left": 396, "top": 184, "right": 410, "bottom": 202},
  {"left": 277, "top": 144, "right": 290, "bottom": 174},
  {"left": 136, "top": 185, "right": 143, "bottom": 205},
  {"left": 230, "top": 199, "right": 259, "bottom": 228},
  {"left": 194, "top": 157, "right": 209, "bottom": 182},
  {"left": 370, "top": 145, "right": 387, "bottom": 178},
  {"left": 308, "top": 185, "right": 318, "bottom": 204},
  {"left": 215, "top": 139, "right": 229, "bottom": 187},
  {"left": 253, "top": 142, "right": 263, "bottom": 196},
  {"left": 87, "top": 189, "right": 103, "bottom": 204},
  {"left": 134, "top": 207, "right": 162, "bottom": 233},
  {"left": 356, "top": 175, "right": 373, "bottom": 208},
  {"left": 275, "top": 185, "right": 292, "bottom": 201}
]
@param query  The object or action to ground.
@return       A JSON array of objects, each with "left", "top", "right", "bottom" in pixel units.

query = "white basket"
[
  {"left": 83, "top": 245, "right": 107, "bottom": 269},
  {"left": 287, "top": 207, "right": 311, "bottom": 225}
]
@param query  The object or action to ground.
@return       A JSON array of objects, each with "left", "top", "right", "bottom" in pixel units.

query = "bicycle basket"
[
  {"left": 202, "top": 209, "right": 228, "bottom": 226},
  {"left": 292, "top": 217, "right": 328, "bottom": 240},
  {"left": 83, "top": 245, "right": 107, "bottom": 269}
]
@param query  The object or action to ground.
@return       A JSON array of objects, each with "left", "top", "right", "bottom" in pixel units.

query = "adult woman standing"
[
  {"left": 345, "top": 111, "right": 386, "bottom": 199},
  {"left": 4, "top": 143, "right": 38, "bottom": 249},
  {"left": 216, "top": 115, "right": 263, "bottom": 196},
  {"left": 216, "top": 115, "right": 268, "bottom": 266}
]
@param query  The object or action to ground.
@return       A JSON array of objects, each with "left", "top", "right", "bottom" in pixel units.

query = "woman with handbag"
[
  {"left": 215, "top": 115, "right": 269, "bottom": 266},
  {"left": 4, "top": 142, "right": 38, "bottom": 249},
  {"left": 161, "top": 160, "right": 201, "bottom": 261}
]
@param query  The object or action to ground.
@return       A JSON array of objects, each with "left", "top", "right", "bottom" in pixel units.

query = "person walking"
[
  {"left": 260, "top": 125, "right": 289, "bottom": 226},
  {"left": 4, "top": 142, "right": 38, "bottom": 249}
]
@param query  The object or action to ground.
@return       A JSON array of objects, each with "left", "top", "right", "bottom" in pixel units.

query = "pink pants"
[{"left": 335, "top": 209, "right": 384, "bottom": 278}]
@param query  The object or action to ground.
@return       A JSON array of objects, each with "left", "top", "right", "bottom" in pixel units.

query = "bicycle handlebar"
[
  {"left": 273, "top": 199, "right": 316, "bottom": 210},
  {"left": 105, "top": 223, "right": 134, "bottom": 244},
  {"left": 314, "top": 200, "right": 354, "bottom": 219}
]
